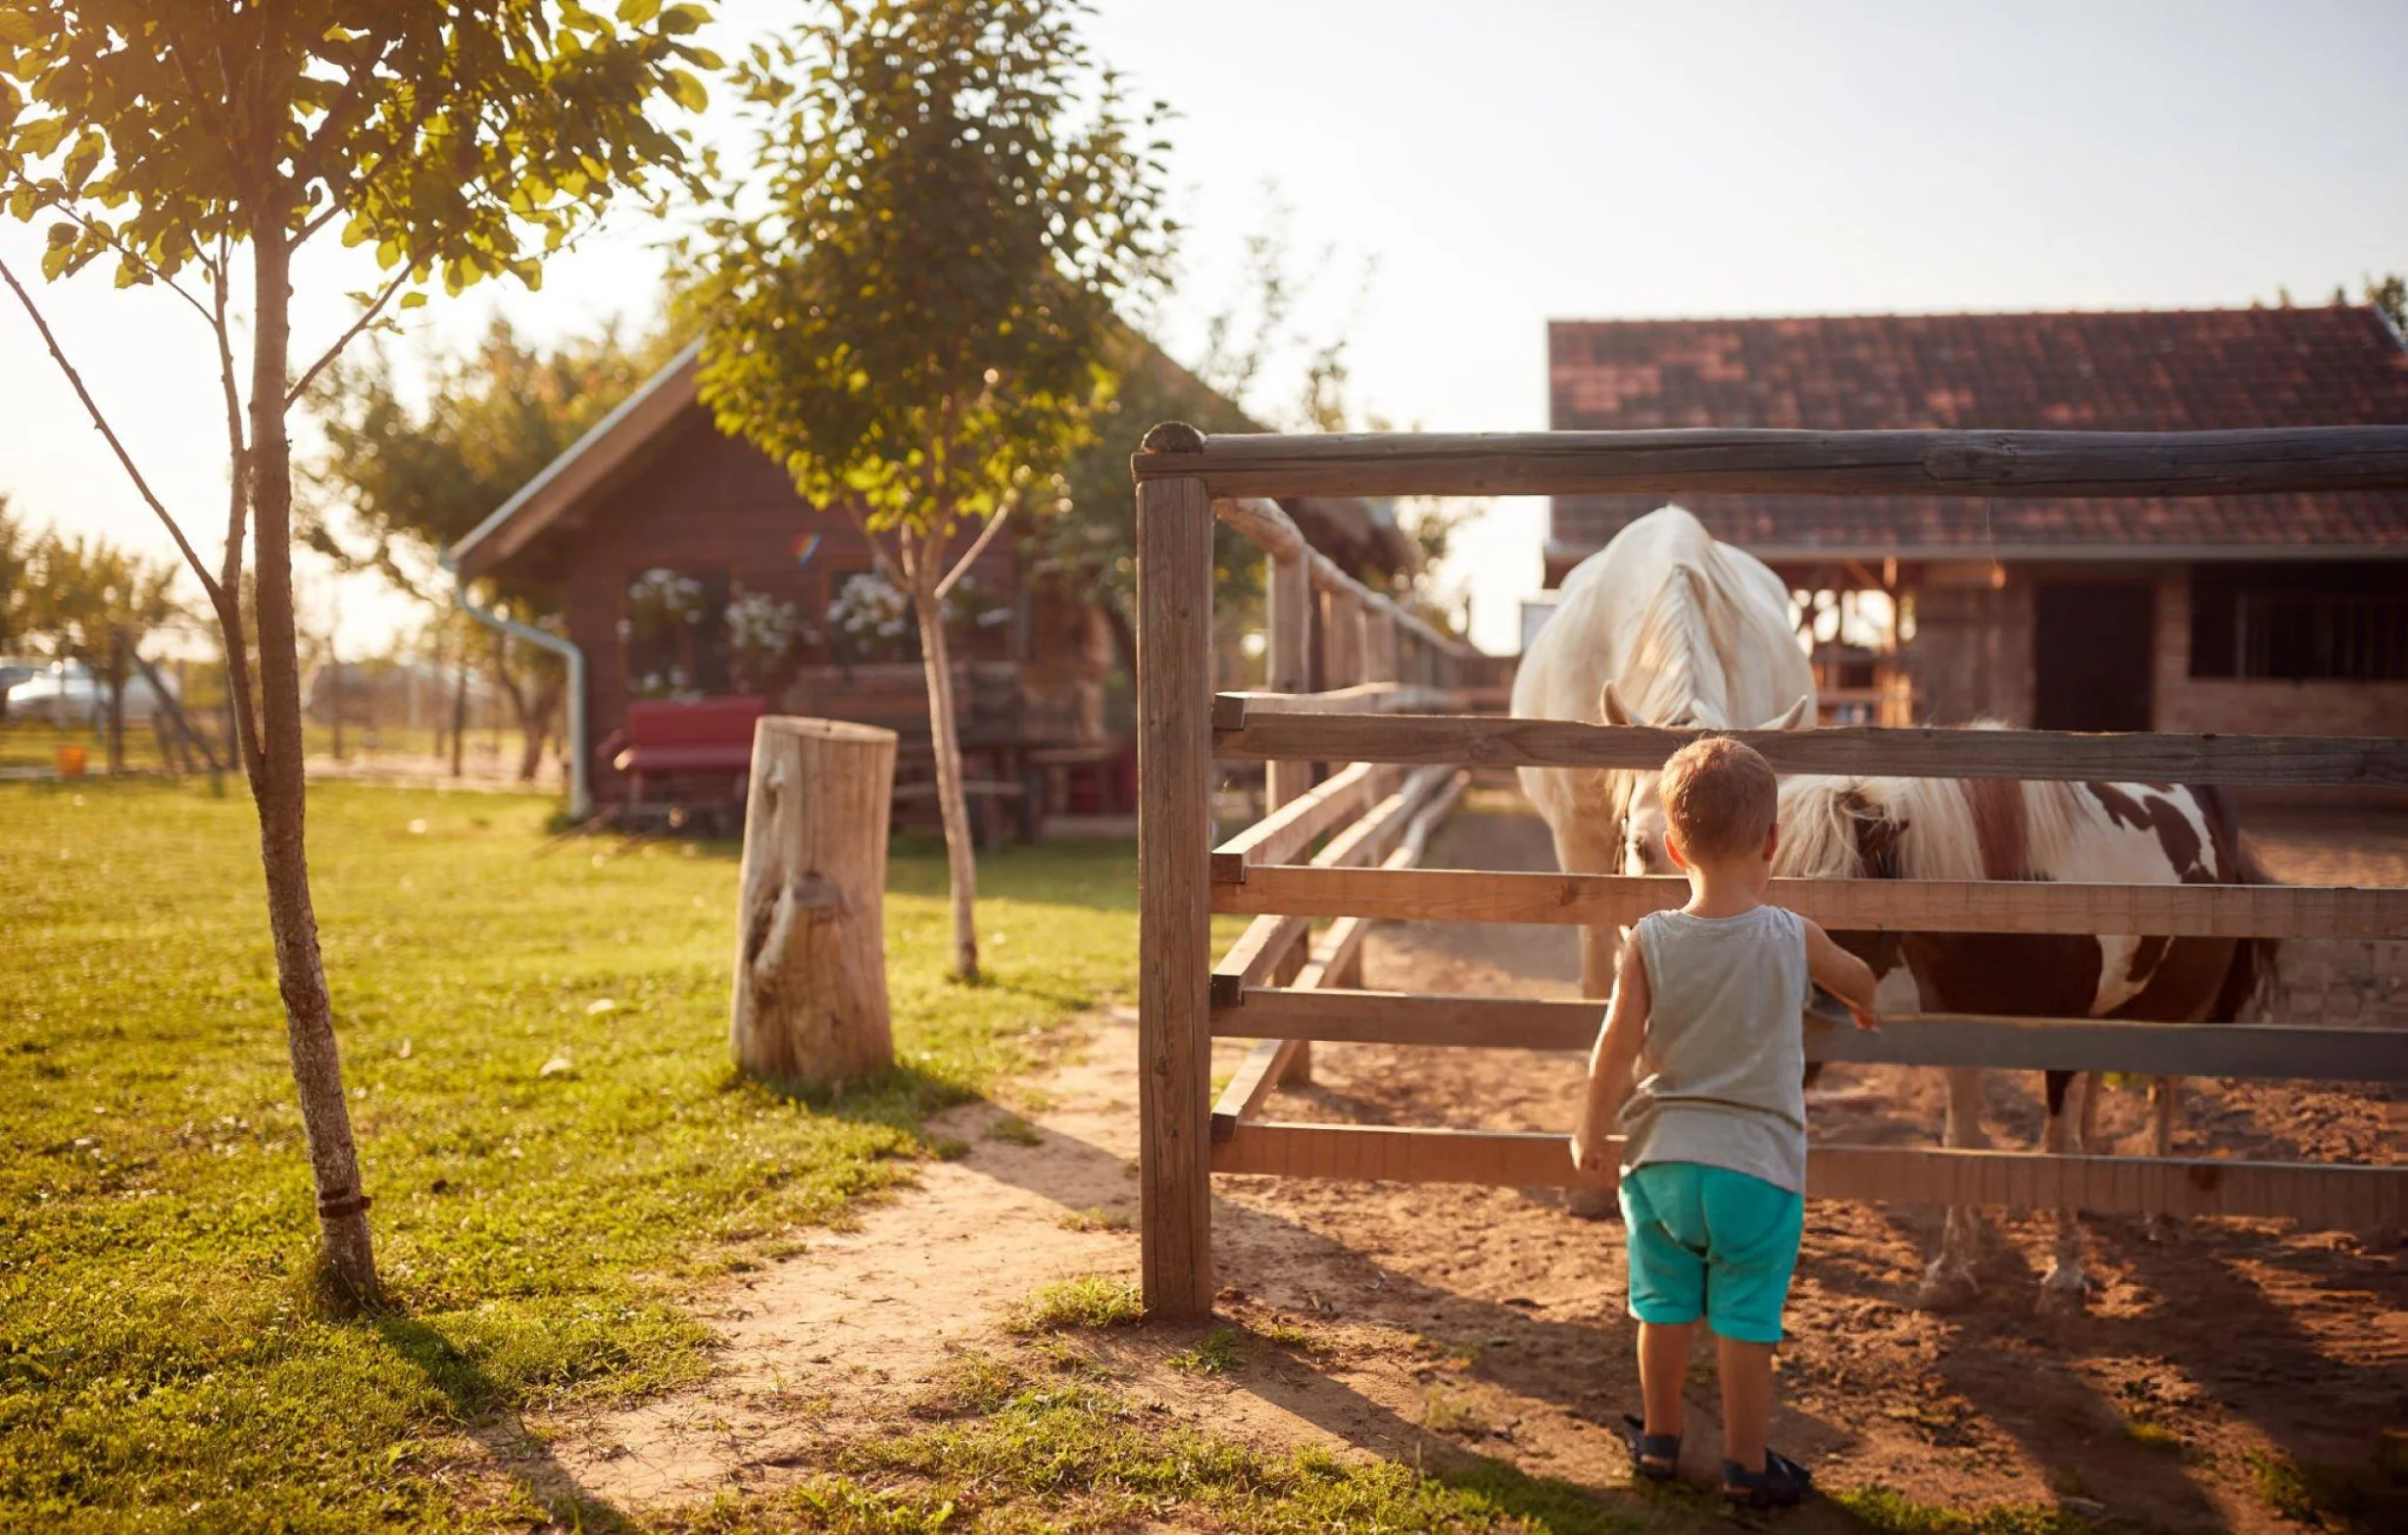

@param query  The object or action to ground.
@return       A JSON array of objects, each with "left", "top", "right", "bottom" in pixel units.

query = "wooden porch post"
[{"left": 1136, "top": 427, "right": 1215, "bottom": 1318}]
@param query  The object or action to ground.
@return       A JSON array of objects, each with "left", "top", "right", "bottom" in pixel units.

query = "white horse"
[
  {"left": 1772, "top": 765, "right": 2279, "bottom": 1308},
  {"left": 1512, "top": 506, "right": 1815, "bottom": 998}
]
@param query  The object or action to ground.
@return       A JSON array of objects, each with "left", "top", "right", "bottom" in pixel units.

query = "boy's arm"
[
  {"left": 1571, "top": 937, "right": 1649, "bottom": 1172},
  {"left": 1804, "top": 919, "right": 1882, "bottom": 1030}
]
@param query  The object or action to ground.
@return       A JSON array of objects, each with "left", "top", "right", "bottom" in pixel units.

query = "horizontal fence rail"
[
  {"left": 1214, "top": 496, "right": 1469, "bottom": 660},
  {"left": 1136, "top": 424, "right": 2408, "bottom": 501},
  {"left": 1211, "top": 1124, "right": 2405, "bottom": 1228},
  {"left": 1209, "top": 704, "right": 2408, "bottom": 788},
  {"left": 1210, "top": 864, "right": 2408, "bottom": 940},
  {"left": 1213, "top": 986, "right": 2408, "bottom": 1082}
]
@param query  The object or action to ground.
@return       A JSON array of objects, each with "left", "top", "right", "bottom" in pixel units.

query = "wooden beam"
[
  {"left": 1135, "top": 425, "right": 2408, "bottom": 501},
  {"left": 1212, "top": 865, "right": 2408, "bottom": 940},
  {"left": 1210, "top": 1123, "right": 2408, "bottom": 1227},
  {"left": 1216, "top": 988, "right": 2408, "bottom": 1081},
  {"left": 1210, "top": 709, "right": 2408, "bottom": 789},
  {"left": 1209, "top": 915, "right": 1313, "bottom": 1009},
  {"left": 1310, "top": 766, "right": 1456, "bottom": 871},
  {"left": 1136, "top": 469, "right": 1215, "bottom": 1318},
  {"left": 1212, "top": 494, "right": 1468, "bottom": 659},
  {"left": 1211, "top": 1037, "right": 1304, "bottom": 1142},
  {"left": 1264, "top": 552, "right": 1314, "bottom": 811},
  {"left": 1209, "top": 761, "right": 1386, "bottom": 879},
  {"left": 1215, "top": 683, "right": 1465, "bottom": 718}
]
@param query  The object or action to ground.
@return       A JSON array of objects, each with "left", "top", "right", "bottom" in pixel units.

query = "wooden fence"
[{"left": 1132, "top": 423, "right": 2408, "bottom": 1318}]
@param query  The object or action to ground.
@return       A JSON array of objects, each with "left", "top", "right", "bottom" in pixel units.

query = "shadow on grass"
[{"left": 374, "top": 1311, "right": 638, "bottom": 1533}]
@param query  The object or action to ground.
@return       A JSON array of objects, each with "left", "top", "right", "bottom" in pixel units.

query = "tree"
[
  {"left": 0, "top": 494, "right": 29, "bottom": 654},
  {"left": 308, "top": 315, "right": 687, "bottom": 778},
  {"left": 681, "top": 0, "right": 1172, "bottom": 983},
  {"left": 0, "top": 2, "right": 718, "bottom": 1303},
  {"left": 18, "top": 529, "right": 180, "bottom": 667}
]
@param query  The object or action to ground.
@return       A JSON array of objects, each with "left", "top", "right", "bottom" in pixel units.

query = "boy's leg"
[
  {"left": 1716, "top": 1337, "right": 1774, "bottom": 1474},
  {"left": 1640, "top": 1319, "right": 1698, "bottom": 1441}
]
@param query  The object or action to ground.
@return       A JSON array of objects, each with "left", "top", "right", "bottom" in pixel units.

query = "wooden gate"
[{"left": 1133, "top": 422, "right": 2408, "bottom": 1318}]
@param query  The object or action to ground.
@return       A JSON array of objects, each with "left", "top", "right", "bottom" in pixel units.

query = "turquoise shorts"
[{"left": 1618, "top": 1162, "right": 1803, "bottom": 1345}]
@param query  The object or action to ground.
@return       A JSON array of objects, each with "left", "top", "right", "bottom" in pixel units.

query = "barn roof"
[
  {"left": 1546, "top": 306, "right": 2408, "bottom": 571},
  {"left": 447, "top": 338, "right": 1419, "bottom": 583}
]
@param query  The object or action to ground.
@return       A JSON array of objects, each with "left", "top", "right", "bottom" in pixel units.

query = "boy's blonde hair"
[{"left": 1659, "top": 735, "right": 1778, "bottom": 863}]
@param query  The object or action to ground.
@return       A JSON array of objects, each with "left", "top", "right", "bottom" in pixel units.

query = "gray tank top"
[{"left": 1617, "top": 904, "right": 1813, "bottom": 1193}]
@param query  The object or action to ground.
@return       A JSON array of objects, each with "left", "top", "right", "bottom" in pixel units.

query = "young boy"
[{"left": 1570, "top": 735, "right": 1880, "bottom": 1508}]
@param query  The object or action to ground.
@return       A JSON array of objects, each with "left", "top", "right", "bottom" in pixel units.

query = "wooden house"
[
  {"left": 445, "top": 340, "right": 1414, "bottom": 825},
  {"left": 1544, "top": 307, "right": 2408, "bottom": 779}
]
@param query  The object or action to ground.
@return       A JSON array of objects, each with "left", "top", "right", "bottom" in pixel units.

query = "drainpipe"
[{"left": 441, "top": 557, "right": 590, "bottom": 820}]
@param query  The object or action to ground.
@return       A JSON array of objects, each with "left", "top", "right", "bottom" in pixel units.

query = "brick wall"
[{"left": 2150, "top": 570, "right": 2408, "bottom": 737}]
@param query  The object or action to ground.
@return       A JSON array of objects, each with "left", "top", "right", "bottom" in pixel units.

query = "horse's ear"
[
  {"left": 1757, "top": 694, "right": 1813, "bottom": 731},
  {"left": 1599, "top": 680, "right": 1637, "bottom": 727}
]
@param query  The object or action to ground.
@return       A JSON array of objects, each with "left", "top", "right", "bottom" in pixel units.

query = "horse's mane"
[{"left": 1776, "top": 722, "right": 2086, "bottom": 882}]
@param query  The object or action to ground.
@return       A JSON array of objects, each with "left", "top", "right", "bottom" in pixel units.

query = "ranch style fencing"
[{"left": 1132, "top": 421, "right": 2408, "bottom": 1318}]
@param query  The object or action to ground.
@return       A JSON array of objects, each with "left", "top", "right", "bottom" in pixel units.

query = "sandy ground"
[{"left": 502, "top": 806, "right": 2408, "bottom": 1530}]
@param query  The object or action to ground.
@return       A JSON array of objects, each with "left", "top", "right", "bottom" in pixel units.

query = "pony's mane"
[
  {"left": 1617, "top": 565, "right": 1728, "bottom": 729},
  {"left": 1775, "top": 721, "right": 2086, "bottom": 881}
]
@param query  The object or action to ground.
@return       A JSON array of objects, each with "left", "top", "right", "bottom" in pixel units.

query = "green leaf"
[
  {"left": 663, "top": 69, "right": 708, "bottom": 114},
  {"left": 397, "top": 291, "right": 427, "bottom": 311},
  {"left": 616, "top": 0, "right": 662, "bottom": 25}
]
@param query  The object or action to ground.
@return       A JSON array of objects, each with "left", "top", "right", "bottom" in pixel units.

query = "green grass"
[
  {"left": 1830, "top": 1487, "right": 2120, "bottom": 1535},
  {"left": 664, "top": 1377, "right": 1648, "bottom": 1534},
  {"left": 1167, "top": 1328, "right": 1245, "bottom": 1375},
  {"left": 0, "top": 778, "right": 1171, "bottom": 1530},
  {"left": 1007, "top": 1274, "right": 1146, "bottom": 1333},
  {"left": 1055, "top": 1205, "right": 1133, "bottom": 1232}
]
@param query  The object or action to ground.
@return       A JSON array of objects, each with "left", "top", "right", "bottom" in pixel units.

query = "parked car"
[{"left": 2, "top": 660, "right": 177, "bottom": 726}]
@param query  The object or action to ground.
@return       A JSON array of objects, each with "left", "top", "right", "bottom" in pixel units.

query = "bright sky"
[{"left": 4, "top": 0, "right": 2404, "bottom": 656}]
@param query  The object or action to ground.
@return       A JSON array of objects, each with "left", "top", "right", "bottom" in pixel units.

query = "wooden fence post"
[
  {"left": 1263, "top": 550, "right": 1314, "bottom": 1080},
  {"left": 730, "top": 718, "right": 899, "bottom": 1089},
  {"left": 1137, "top": 431, "right": 1216, "bottom": 1319}
]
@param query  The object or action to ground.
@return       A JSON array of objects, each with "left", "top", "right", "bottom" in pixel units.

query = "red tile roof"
[{"left": 1547, "top": 307, "right": 2408, "bottom": 568}]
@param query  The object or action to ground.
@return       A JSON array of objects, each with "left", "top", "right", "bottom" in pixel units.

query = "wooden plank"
[
  {"left": 1136, "top": 424, "right": 2408, "bottom": 501},
  {"left": 1311, "top": 766, "right": 1456, "bottom": 871},
  {"left": 1210, "top": 761, "right": 1386, "bottom": 878},
  {"left": 1136, "top": 469, "right": 1216, "bottom": 1318},
  {"left": 1209, "top": 915, "right": 1312, "bottom": 1008},
  {"left": 1214, "top": 682, "right": 1464, "bottom": 718},
  {"left": 1210, "top": 1123, "right": 2408, "bottom": 1226},
  {"left": 1211, "top": 1037, "right": 1304, "bottom": 1141},
  {"left": 1213, "top": 494, "right": 1466, "bottom": 659},
  {"left": 1263, "top": 553, "right": 1314, "bottom": 811},
  {"left": 1212, "top": 865, "right": 2408, "bottom": 940},
  {"left": 1210, "top": 709, "right": 2408, "bottom": 789},
  {"left": 1216, "top": 988, "right": 2408, "bottom": 1082}
]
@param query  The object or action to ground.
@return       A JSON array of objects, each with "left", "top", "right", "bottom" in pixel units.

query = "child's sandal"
[
  {"left": 1722, "top": 1447, "right": 1813, "bottom": 1508},
  {"left": 1617, "top": 1414, "right": 1680, "bottom": 1481}
]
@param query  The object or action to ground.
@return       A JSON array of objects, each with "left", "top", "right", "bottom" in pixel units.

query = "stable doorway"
[{"left": 2033, "top": 582, "right": 2155, "bottom": 732}]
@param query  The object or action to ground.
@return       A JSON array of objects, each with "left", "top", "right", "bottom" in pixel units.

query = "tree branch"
[
  {"left": 935, "top": 501, "right": 1016, "bottom": 599},
  {"left": 0, "top": 173, "right": 219, "bottom": 326},
  {"left": 0, "top": 254, "right": 225, "bottom": 608},
  {"left": 285, "top": 268, "right": 408, "bottom": 408}
]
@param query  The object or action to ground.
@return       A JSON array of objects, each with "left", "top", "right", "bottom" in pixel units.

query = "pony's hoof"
[
  {"left": 1915, "top": 1261, "right": 1980, "bottom": 1312},
  {"left": 2038, "top": 1263, "right": 2090, "bottom": 1312},
  {"left": 1565, "top": 1188, "right": 1620, "bottom": 1222}
]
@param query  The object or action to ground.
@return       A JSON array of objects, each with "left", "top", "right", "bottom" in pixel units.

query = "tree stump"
[{"left": 731, "top": 718, "right": 899, "bottom": 1088}]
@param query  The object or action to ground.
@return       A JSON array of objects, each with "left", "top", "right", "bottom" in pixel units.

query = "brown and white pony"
[{"left": 1768, "top": 765, "right": 2279, "bottom": 1307}]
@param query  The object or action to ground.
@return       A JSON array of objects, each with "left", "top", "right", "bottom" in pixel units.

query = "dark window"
[
  {"left": 622, "top": 568, "right": 731, "bottom": 698},
  {"left": 2189, "top": 563, "right": 2408, "bottom": 681}
]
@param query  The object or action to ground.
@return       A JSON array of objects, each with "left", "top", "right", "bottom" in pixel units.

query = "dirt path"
[{"left": 522, "top": 807, "right": 2408, "bottom": 1530}]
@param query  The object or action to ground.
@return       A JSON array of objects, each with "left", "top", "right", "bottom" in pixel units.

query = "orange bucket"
[{"left": 56, "top": 744, "right": 87, "bottom": 778}]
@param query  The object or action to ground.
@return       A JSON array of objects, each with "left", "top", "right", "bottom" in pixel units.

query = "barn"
[
  {"left": 1543, "top": 306, "right": 2408, "bottom": 785},
  {"left": 444, "top": 339, "right": 1416, "bottom": 824}
]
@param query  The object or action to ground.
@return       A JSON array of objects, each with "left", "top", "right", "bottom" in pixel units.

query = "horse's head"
[
  {"left": 1776, "top": 778, "right": 1911, "bottom": 978},
  {"left": 1603, "top": 682, "right": 1812, "bottom": 875}
]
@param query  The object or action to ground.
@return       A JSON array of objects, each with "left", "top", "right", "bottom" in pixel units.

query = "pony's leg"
[
  {"left": 2039, "top": 1071, "right": 2090, "bottom": 1306},
  {"left": 2077, "top": 1069, "right": 2104, "bottom": 1154},
  {"left": 1916, "top": 1066, "right": 1988, "bottom": 1310}
]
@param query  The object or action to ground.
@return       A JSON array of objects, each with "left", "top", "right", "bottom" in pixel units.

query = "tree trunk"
[
  {"left": 105, "top": 625, "right": 126, "bottom": 774},
  {"left": 915, "top": 592, "right": 980, "bottom": 981},
  {"left": 450, "top": 652, "right": 467, "bottom": 779},
  {"left": 730, "top": 718, "right": 898, "bottom": 1086},
  {"left": 244, "top": 221, "right": 376, "bottom": 1303}
]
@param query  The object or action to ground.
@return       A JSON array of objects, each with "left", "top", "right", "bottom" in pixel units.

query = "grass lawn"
[{"left": 8, "top": 778, "right": 1695, "bottom": 1533}]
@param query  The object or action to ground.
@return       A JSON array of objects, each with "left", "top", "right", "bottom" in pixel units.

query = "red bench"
[{"left": 603, "top": 697, "right": 767, "bottom": 809}]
